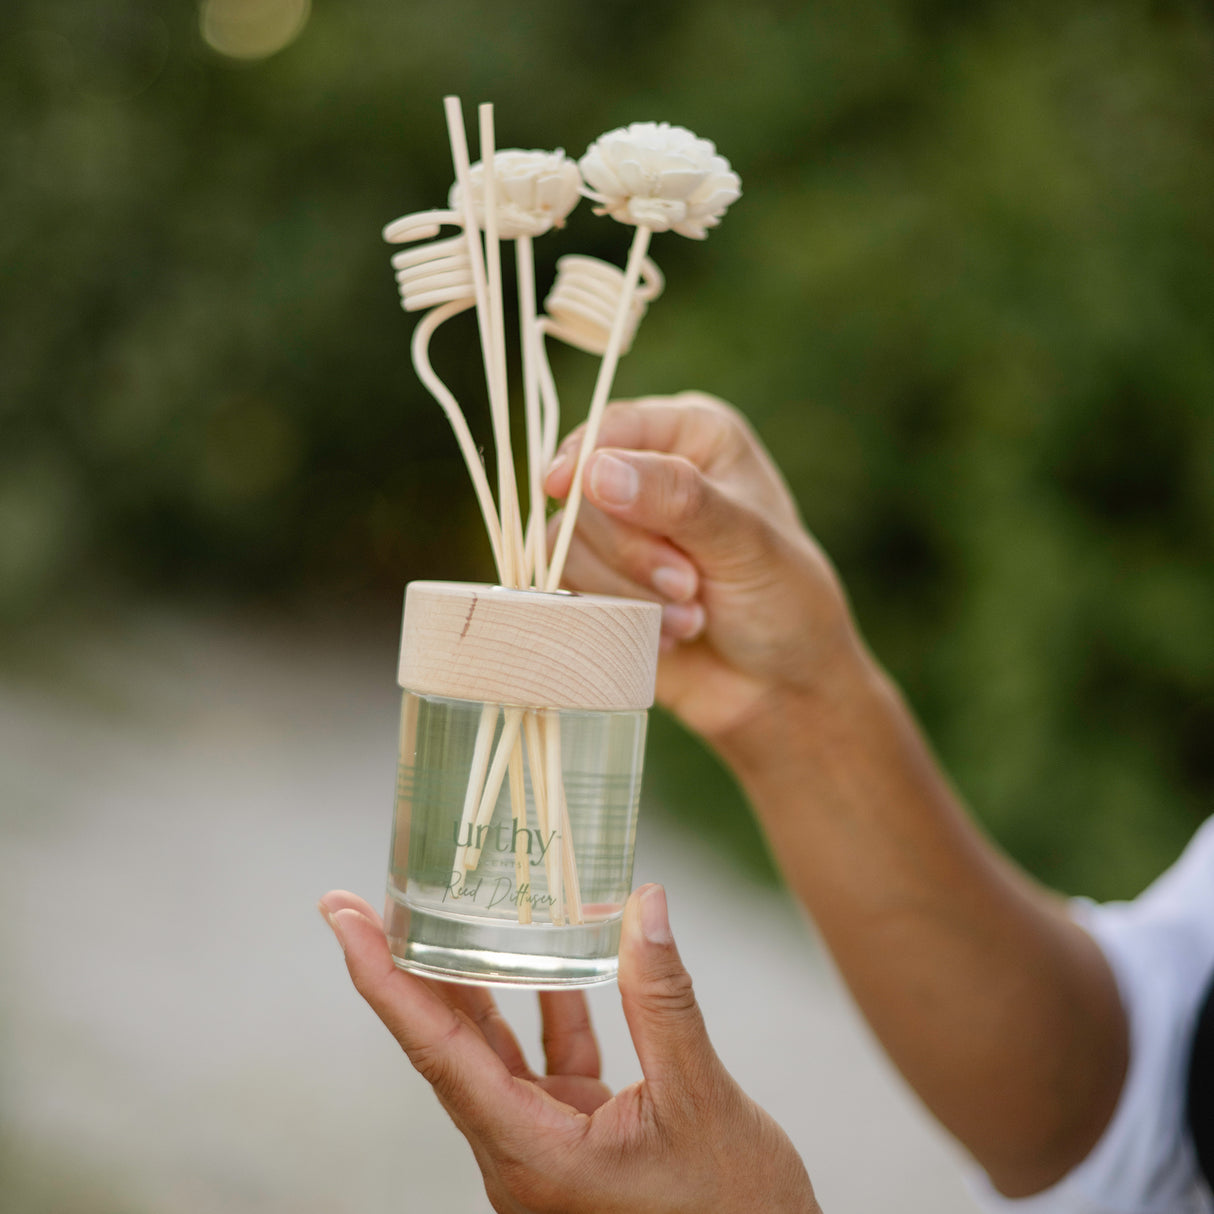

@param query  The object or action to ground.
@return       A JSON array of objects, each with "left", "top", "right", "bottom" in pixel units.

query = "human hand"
[
  {"left": 318, "top": 885, "right": 820, "bottom": 1214},
  {"left": 543, "top": 392, "right": 867, "bottom": 748}
]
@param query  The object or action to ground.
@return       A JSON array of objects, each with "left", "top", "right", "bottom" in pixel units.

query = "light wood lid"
[{"left": 398, "top": 581, "right": 662, "bottom": 711}]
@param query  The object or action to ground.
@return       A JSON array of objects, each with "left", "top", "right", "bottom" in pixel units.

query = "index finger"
[
  {"left": 320, "top": 898, "right": 538, "bottom": 1137},
  {"left": 436, "top": 981, "right": 535, "bottom": 1080},
  {"left": 539, "top": 990, "right": 601, "bottom": 1079}
]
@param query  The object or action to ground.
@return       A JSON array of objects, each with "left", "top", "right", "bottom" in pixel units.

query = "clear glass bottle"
[{"left": 383, "top": 582, "right": 661, "bottom": 988}]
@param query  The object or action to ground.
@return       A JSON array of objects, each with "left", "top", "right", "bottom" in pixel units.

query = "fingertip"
[
  {"left": 651, "top": 564, "right": 697, "bottom": 603},
  {"left": 319, "top": 889, "right": 384, "bottom": 928},
  {"left": 622, "top": 883, "right": 675, "bottom": 953},
  {"left": 661, "top": 601, "right": 705, "bottom": 641},
  {"left": 544, "top": 450, "right": 573, "bottom": 498},
  {"left": 638, "top": 883, "right": 673, "bottom": 945},
  {"left": 319, "top": 893, "right": 358, "bottom": 944},
  {"left": 319, "top": 902, "right": 391, "bottom": 981},
  {"left": 328, "top": 906, "right": 372, "bottom": 954},
  {"left": 620, "top": 886, "right": 644, "bottom": 961}
]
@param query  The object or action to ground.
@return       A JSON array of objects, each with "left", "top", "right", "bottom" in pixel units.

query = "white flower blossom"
[
  {"left": 449, "top": 149, "right": 582, "bottom": 239},
  {"left": 578, "top": 122, "right": 741, "bottom": 239}
]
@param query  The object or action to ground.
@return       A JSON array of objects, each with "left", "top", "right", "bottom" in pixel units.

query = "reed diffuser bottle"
[
  {"left": 376, "top": 97, "right": 737, "bottom": 986},
  {"left": 384, "top": 581, "right": 661, "bottom": 987}
]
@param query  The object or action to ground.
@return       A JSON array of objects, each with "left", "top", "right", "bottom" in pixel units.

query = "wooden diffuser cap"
[{"left": 398, "top": 581, "right": 662, "bottom": 711}]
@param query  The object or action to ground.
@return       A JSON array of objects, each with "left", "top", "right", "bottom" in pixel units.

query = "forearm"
[
  {"left": 714, "top": 642, "right": 1128, "bottom": 1197},
  {"left": 544, "top": 393, "right": 1127, "bottom": 1192}
]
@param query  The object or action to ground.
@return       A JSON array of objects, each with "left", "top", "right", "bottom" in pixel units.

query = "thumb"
[
  {"left": 618, "top": 884, "right": 725, "bottom": 1105},
  {"left": 578, "top": 449, "right": 771, "bottom": 578}
]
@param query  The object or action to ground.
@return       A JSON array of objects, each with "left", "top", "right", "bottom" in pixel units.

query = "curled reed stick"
[{"left": 411, "top": 300, "right": 505, "bottom": 582}]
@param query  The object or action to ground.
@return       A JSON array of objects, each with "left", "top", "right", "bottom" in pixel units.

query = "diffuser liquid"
[{"left": 385, "top": 691, "right": 647, "bottom": 987}]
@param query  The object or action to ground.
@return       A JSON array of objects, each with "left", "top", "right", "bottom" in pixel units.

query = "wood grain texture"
[{"left": 398, "top": 581, "right": 661, "bottom": 711}]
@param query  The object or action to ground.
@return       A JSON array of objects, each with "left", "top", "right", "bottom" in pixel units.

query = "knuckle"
[
  {"left": 405, "top": 1039, "right": 449, "bottom": 1089},
  {"left": 700, "top": 390, "right": 747, "bottom": 427},
  {"left": 660, "top": 458, "right": 707, "bottom": 527},
  {"left": 616, "top": 530, "right": 664, "bottom": 582},
  {"left": 639, "top": 961, "right": 699, "bottom": 1017},
  {"left": 595, "top": 400, "right": 639, "bottom": 446},
  {"left": 349, "top": 962, "right": 396, "bottom": 1017},
  {"left": 670, "top": 398, "right": 742, "bottom": 473},
  {"left": 675, "top": 389, "right": 729, "bottom": 416},
  {"left": 540, "top": 1023, "right": 576, "bottom": 1068},
  {"left": 403, "top": 1015, "right": 464, "bottom": 1090},
  {"left": 555, "top": 427, "right": 585, "bottom": 462},
  {"left": 741, "top": 512, "right": 784, "bottom": 567},
  {"left": 684, "top": 394, "right": 730, "bottom": 426}
]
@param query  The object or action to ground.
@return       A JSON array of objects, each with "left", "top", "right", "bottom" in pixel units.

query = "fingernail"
[
  {"left": 662, "top": 601, "right": 705, "bottom": 640},
  {"left": 318, "top": 901, "right": 348, "bottom": 950},
  {"left": 639, "top": 884, "right": 673, "bottom": 945},
  {"left": 652, "top": 564, "right": 696, "bottom": 602},
  {"left": 589, "top": 453, "right": 639, "bottom": 506},
  {"left": 546, "top": 451, "right": 570, "bottom": 483}
]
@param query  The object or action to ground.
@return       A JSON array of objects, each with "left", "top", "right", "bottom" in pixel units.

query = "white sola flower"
[
  {"left": 449, "top": 149, "right": 582, "bottom": 239},
  {"left": 578, "top": 121, "right": 741, "bottom": 238}
]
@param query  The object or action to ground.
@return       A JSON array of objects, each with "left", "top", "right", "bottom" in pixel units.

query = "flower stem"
[
  {"left": 545, "top": 224, "right": 653, "bottom": 591},
  {"left": 516, "top": 234, "right": 548, "bottom": 589}
]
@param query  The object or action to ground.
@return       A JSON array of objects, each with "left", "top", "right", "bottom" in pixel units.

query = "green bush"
[{"left": 5, "top": 0, "right": 1213, "bottom": 898}]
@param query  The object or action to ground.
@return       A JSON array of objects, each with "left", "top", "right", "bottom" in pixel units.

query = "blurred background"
[{"left": 3, "top": 0, "right": 1214, "bottom": 1209}]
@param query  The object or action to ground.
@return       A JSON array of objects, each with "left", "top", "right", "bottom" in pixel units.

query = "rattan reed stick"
[
  {"left": 451, "top": 701, "right": 499, "bottom": 883},
  {"left": 545, "top": 224, "right": 653, "bottom": 591},
  {"left": 508, "top": 727, "right": 532, "bottom": 924},
  {"left": 522, "top": 709, "right": 563, "bottom": 925},
  {"left": 517, "top": 234, "right": 548, "bottom": 589},
  {"left": 477, "top": 103, "right": 526, "bottom": 586}
]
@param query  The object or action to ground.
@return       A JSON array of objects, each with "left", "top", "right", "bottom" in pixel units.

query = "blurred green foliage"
[{"left": 4, "top": 0, "right": 1213, "bottom": 899}]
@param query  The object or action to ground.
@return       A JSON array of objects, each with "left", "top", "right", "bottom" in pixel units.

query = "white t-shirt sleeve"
[{"left": 971, "top": 816, "right": 1214, "bottom": 1214}]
